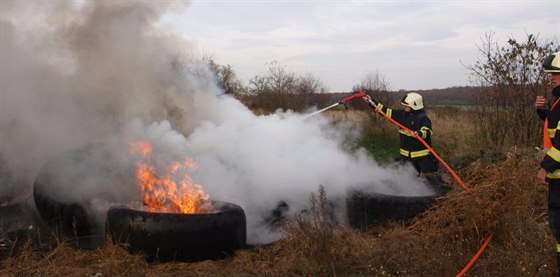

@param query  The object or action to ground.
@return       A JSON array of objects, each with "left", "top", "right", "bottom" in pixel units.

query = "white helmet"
[
  {"left": 400, "top": 92, "right": 424, "bottom": 110},
  {"left": 544, "top": 51, "right": 560, "bottom": 73}
]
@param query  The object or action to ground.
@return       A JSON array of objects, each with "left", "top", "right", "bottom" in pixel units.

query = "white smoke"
[
  {"left": 1, "top": 1, "right": 433, "bottom": 244},
  {"left": 125, "top": 104, "right": 432, "bottom": 244}
]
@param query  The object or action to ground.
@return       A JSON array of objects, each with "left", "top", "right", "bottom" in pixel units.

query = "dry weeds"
[{"left": 1, "top": 152, "right": 556, "bottom": 276}]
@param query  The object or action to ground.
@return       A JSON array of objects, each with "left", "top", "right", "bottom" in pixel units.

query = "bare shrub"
[
  {"left": 352, "top": 70, "right": 391, "bottom": 103},
  {"left": 466, "top": 32, "right": 559, "bottom": 148},
  {"left": 280, "top": 185, "right": 338, "bottom": 275},
  {"left": 248, "top": 61, "right": 328, "bottom": 112},
  {"left": 204, "top": 56, "right": 246, "bottom": 96}
]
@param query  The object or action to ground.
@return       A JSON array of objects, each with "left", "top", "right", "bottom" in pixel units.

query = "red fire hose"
[{"left": 365, "top": 95, "right": 494, "bottom": 277}]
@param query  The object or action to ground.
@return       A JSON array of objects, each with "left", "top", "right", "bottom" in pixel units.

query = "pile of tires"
[
  {"left": 346, "top": 187, "right": 448, "bottom": 230},
  {"left": 32, "top": 143, "right": 133, "bottom": 249},
  {"left": 106, "top": 201, "right": 246, "bottom": 262},
  {"left": 32, "top": 143, "right": 247, "bottom": 261}
]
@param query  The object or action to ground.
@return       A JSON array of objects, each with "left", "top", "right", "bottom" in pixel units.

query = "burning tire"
[
  {"left": 106, "top": 201, "right": 247, "bottom": 263},
  {"left": 346, "top": 189, "right": 443, "bottom": 230}
]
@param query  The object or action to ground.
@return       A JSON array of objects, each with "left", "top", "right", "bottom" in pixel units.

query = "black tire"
[
  {"left": 346, "top": 189, "right": 441, "bottom": 230},
  {"left": 33, "top": 186, "right": 101, "bottom": 249},
  {"left": 32, "top": 143, "right": 137, "bottom": 249},
  {"left": 106, "top": 201, "right": 247, "bottom": 263}
]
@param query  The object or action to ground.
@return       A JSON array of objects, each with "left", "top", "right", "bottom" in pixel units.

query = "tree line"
[{"left": 206, "top": 33, "right": 558, "bottom": 149}]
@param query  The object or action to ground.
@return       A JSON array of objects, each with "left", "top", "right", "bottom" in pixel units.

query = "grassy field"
[
  {"left": 1, "top": 108, "right": 557, "bottom": 276},
  {"left": 326, "top": 107, "right": 484, "bottom": 167}
]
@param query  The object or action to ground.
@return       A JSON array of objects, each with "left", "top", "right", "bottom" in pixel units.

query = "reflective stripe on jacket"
[{"left": 546, "top": 143, "right": 560, "bottom": 179}]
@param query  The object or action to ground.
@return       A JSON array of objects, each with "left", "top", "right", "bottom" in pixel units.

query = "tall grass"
[{"left": 428, "top": 107, "right": 482, "bottom": 167}]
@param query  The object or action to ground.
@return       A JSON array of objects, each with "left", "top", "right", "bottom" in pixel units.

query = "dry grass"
[
  {"left": 1, "top": 153, "right": 556, "bottom": 276},
  {"left": 368, "top": 151, "right": 553, "bottom": 276},
  {"left": 428, "top": 107, "right": 481, "bottom": 163},
  {"left": 2, "top": 107, "right": 556, "bottom": 276}
]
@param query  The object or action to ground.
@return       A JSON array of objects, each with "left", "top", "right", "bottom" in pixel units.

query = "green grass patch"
[{"left": 359, "top": 133, "right": 400, "bottom": 165}]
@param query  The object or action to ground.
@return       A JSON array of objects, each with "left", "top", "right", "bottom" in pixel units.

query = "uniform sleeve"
[
  {"left": 367, "top": 98, "right": 388, "bottom": 115},
  {"left": 367, "top": 99, "right": 404, "bottom": 123},
  {"left": 418, "top": 116, "right": 433, "bottom": 140},
  {"left": 541, "top": 120, "right": 560, "bottom": 172}
]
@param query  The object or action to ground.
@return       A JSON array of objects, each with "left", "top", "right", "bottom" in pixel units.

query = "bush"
[
  {"left": 466, "top": 32, "right": 558, "bottom": 148},
  {"left": 248, "top": 61, "right": 328, "bottom": 112}
]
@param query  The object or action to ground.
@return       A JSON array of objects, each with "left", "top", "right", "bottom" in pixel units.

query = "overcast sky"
[{"left": 161, "top": 0, "right": 559, "bottom": 92}]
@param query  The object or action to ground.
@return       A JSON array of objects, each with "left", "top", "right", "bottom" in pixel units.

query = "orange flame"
[{"left": 130, "top": 140, "right": 211, "bottom": 214}]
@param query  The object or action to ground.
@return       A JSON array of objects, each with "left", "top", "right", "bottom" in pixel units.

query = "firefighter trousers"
[{"left": 548, "top": 182, "right": 560, "bottom": 275}]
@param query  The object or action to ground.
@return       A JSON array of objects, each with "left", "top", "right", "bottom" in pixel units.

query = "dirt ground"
[{"left": 0, "top": 153, "right": 557, "bottom": 276}]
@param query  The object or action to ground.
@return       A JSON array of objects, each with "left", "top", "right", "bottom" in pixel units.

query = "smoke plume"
[{"left": 1, "top": 1, "right": 433, "bottom": 244}]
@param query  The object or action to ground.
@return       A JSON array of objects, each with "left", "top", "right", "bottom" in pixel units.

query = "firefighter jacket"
[
  {"left": 369, "top": 99, "right": 433, "bottom": 160},
  {"left": 537, "top": 96, "right": 560, "bottom": 149},
  {"left": 541, "top": 99, "right": 560, "bottom": 180}
]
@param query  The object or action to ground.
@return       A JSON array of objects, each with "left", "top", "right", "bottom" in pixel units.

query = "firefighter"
[
  {"left": 536, "top": 50, "right": 560, "bottom": 276},
  {"left": 363, "top": 92, "right": 447, "bottom": 193},
  {"left": 535, "top": 53, "right": 560, "bottom": 151}
]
